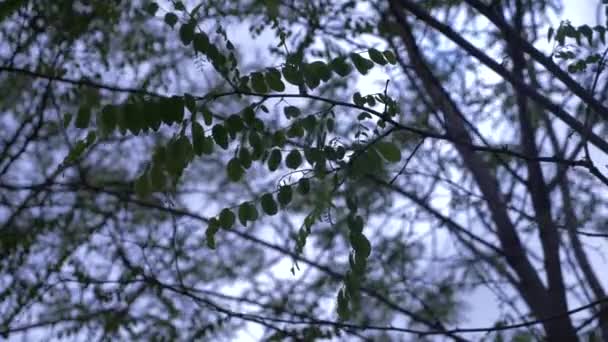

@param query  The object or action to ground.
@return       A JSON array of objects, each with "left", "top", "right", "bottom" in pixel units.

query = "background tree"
[{"left": 1, "top": 0, "right": 608, "bottom": 341}]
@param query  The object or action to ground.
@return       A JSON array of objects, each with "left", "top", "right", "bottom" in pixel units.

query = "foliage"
[{"left": 1, "top": 0, "right": 608, "bottom": 341}]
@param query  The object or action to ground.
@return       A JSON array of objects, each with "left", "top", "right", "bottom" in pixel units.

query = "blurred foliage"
[{"left": 1, "top": 0, "right": 608, "bottom": 341}]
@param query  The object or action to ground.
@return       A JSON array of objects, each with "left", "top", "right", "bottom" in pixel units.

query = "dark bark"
[
  {"left": 505, "top": 1, "right": 576, "bottom": 339},
  {"left": 388, "top": 2, "right": 579, "bottom": 340}
]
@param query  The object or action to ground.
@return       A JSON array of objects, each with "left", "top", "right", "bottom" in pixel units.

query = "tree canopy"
[{"left": 1, "top": 0, "right": 608, "bottom": 341}]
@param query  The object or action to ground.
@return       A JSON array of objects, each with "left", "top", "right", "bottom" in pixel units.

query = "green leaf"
[
  {"left": 246, "top": 202, "right": 259, "bottom": 221},
  {"left": 350, "top": 251, "right": 367, "bottom": 274},
  {"left": 219, "top": 209, "right": 235, "bottom": 229},
  {"left": 375, "top": 141, "right": 401, "bottom": 162},
  {"left": 271, "top": 131, "right": 286, "bottom": 147},
  {"left": 164, "top": 12, "right": 178, "bottom": 28},
  {"left": 267, "top": 148, "right": 282, "bottom": 171},
  {"left": 352, "top": 92, "right": 365, "bottom": 106},
  {"left": 347, "top": 215, "right": 363, "bottom": 234},
  {"left": 152, "top": 145, "right": 167, "bottom": 166},
  {"left": 579, "top": 25, "right": 593, "bottom": 45},
  {"left": 307, "top": 61, "right": 332, "bottom": 82},
  {"left": 512, "top": 332, "right": 534, "bottom": 342},
  {"left": 366, "top": 147, "right": 383, "bottom": 169},
  {"left": 207, "top": 45, "right": 226, "bottom": 67},
  {"left": 264, "top": 0, "right": 279, "bottom": 18},
  {"left": 121, "top": 103, "right": 143, "bottom": 134},
  {"left": 383, "top": 50, "right": 397, "bottom": 64},
  {"left": 297, "top": 178, "right": 310, "bottom": 194},
  {"left": 201, "top": 136, "right": 214, "bottom": 155},
  {"left": 149, "top": 163, "right": 165, "bottom": 190},
  {"left": 85, "top": 131, "right": 96, "bottom": 143},
  {"left": 283, "top": 105, "right": 301, "bottom": 119},
  {"left": 241, "top": 106, "right": 256, "bottom": 126},
  {"left": 344, "top": 270, "right": 361, "bottom": 306},
  {"left": 336, "top": 287, "right": 350, "bottom": 320},
  {"left": 346, "top": 196, "right": 358, "bottom": 212},
  {"left": 145, "top": 2, "right": 159, "bottom": 16},
  {"left": 265, "top": 68, "right": 285, "bottom": 92},
  {"left": 282, "top": 65, "right": 303, "bottom": 86},
  {"left": 350, "top": 232, "right": 371, "bottom": 258},
  {"left": 286, "top": 122, "right": 304, "bottom": 138},
  {"left": 238, "top": 202, "right": 257, "bottom": 226},
  {"left": 63, "top": 113, "right": 72, "bottom": 127},
  {"left": 193, "top": 32, "right": 210, "bottom": 53},
  {"left": 205, "top": 219, "right": 220, "bottom": 249},
  {"left": 174, "top": 1, "right": 186, "bottom": 11},
  {"left": 326, "top": 118, "right": 335, "bottom": 132},
  {"left": 238, "top": 203, "right": 248, "bottom": 226},
  {"left": 260, "top": 193, "right": 278, "bottom": 216},
  {"left": 142, "top": 100, "right": 162, "bottom": 131},
  {"left": 303, "top": 64, "right": 321, "bottom": 90},
  {"left": 75, "top": 106, "right": 91, "bottom": 129},
  {"left": 206, "top": 235, "right": 216, "bottom": 250},
  {"left": 238, "top": 147, "right": 252, "bottom": 169},
  {"left": 285, "top": 150, "right": 302, "bottom": 169},
  {"left": 134, "top": 173, "right": 151, "bottom": 198},
  {"left": 336, "top": 146, "right": 346, "bottom": 159},
  {"left": 160, "top": 96, "right": 184, "bottom": 124},
  {"left": 226, "top": 158, "right": 244, "bottom": 182},
  {"left": 251, "top": 72, "right": 269, "bottom": 93},
  {"left": 357, "top": 112, "right": 372, "bottom": 120},
  {"left": 277, "top": 185, "right": 293, "bottom": 207},
  {"left": 365, "top": 94, "right": 376, "bottom": 106},
  {"left": 595, "top": 26, "right": 606, "bottom": 44},
  {"left": 179, "top": 22, "right": 195, "bottom": 45},
  {"left": 165, "top": 140, "right": 184, "bottom": 177},
  {"left": 249, "top": 131, "right": 264, "bottom": 159},
  {"left": 302, "top": 115, "right": 317, "bottom": 132},
  {"left": 351, "top": 148, "right": 383, "bottom": 177},
  {"left": 330, "top": 57, "right": 353, "bottom": 77},
  {"left": 368, "top": 48, "right": 387, "bottom": 65},
  {"left": 63, "top": 140, "right": 88, "bottom": 164},
  {"left": 179, "top": 135, "right": 194, "bottom": 156},
  {"left": 251, "top": 118, "right": 266, "bottom": 132},
  {"left": 350, "top": 53, "right": 374, "bottom": 75},
  {"left": 184, "top": 93, "right": 196, "bottom": 114},
  {"left": 304, "top": 147, "right": 322, "bottom": 165},
  {"left": 100, "top": 105, "right": 118, "bottom": 132},
  {"left": 325, "top": 146, "right": 341, "bottom": 161},
  {"left": 212, "top": 124, "right": 229, "bottom": 149},
  {"left": 191, "top": 121, "right": 205, "bottom": 156},
  {"left": 225, "top": 114, "right": 244, "bottom": 135},
  {"left": 555, "top": 26, "right": 566, "bottom": 45},
  {"left": 167, "top": 135, "right": 194, "bottom": 171},
  {"left": 201, "top": 106, "right": 213, "bottom": 125}
]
